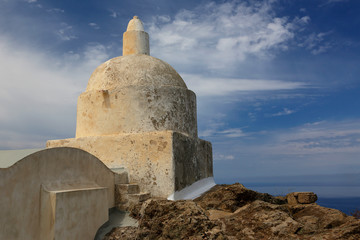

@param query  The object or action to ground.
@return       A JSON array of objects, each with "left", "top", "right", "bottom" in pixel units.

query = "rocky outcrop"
[
  {"left": 103, "top": 183, "right": 360, "bottom": 240},
  {"left": 194, "top": 183, "right": 286, "bottom": 212},
  {"left": 104, "top": 199, "right": 226, "bottom": 239}
]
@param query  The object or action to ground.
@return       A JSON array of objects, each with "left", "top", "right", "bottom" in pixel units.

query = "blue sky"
[{"left": 0, "top": 0, "right": 359, "bottom": 189}]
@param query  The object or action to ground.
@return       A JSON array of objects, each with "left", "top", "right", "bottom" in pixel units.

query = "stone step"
[
  {"left": 115, "top": 183, "right": 141, "bottom": 205},
  {"left": 128, "top": 192, "right": 151, "bottom": 203},
  {"left": 116, "top": 192, "right": 151, "bottom": 211},
  {"left": 116, "top": 183, "right": 140, "bottom": 195},
  {"left": 111, "top": 169, "right": 151, "bottom": 211}
]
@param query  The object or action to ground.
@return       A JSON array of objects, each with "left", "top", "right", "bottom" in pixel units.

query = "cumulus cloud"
[
  {"left": 149, "top": 1, "right": 310, "bottom": 71},
  {"left": 0, "top": 36, "right": 110, "bottom": 149}
]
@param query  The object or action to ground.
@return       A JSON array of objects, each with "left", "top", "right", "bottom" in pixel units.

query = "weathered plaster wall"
[
  {"left": 48, "top": 132, "right": 174, "bottom": 197},
  {"left": 123, "top": 31, "right": 149, "bottom": 56},
  {"left": 123, "top": 16, "right": 149, "bottom": 56},
  {"left": 76, "top": 86, "right": 197, "bottom": 138},
  {"left": 40, "top": 187, "right": 108, "bottom": 240},
  {"left": 0, "top": 147, "right": 115, "bottom": 240},
  {"left": 47, "top": 131, "right": 212, "bottom": 198},
  {"left": 173, "top": 132, "right": 213, "bottom": 191}
]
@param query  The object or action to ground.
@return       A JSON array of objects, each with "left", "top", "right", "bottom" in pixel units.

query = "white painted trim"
[{"left": 167, "top": 177, "right": 216, "bottom": 200}]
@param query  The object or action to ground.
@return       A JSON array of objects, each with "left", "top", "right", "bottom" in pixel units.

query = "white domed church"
[
  {"left": 0, "top": 16, "right": 214, "bottom": 239},
  {"left": 47, "top": 16, "right": 214, "bottom": 199}
]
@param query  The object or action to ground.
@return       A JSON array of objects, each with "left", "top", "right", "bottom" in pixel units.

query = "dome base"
[{"left": 76, "top": 85, "right": 197, "bottom": 138}]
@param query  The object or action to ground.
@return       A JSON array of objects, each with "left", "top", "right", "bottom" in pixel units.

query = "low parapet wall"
[{"left": 0, "top": 147, "right": 115, "bottom": 240}]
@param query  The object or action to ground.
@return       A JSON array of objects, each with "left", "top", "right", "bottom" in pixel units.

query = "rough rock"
[
  {"left": 194, "top": 183, "right": 286, "bottom": 212},
  {"left": 103, "top": 226, "right": 138, "bottom": 240},
  {"left": 103, "top": 184, "right": 360, "bottom": 240},
  {"left": 105, "top": 199, "right": 227, "bottom": 240},
  {"left": 219, "top": 200, "right": 302, "bottom": 239},
  {"left": 286, "top": 192, "right": 318, "bottom": 205}
]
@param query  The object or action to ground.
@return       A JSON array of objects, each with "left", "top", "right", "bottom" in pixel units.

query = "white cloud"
[
  {"left": 200, "top": 128, "right": 246, "bottom": 138},
  {"left": 320, "top": 0, "right": 349, "bottom": 6},
  {"left": 82, "top": 43, "right": 109, "bottom": 69},
  {"left": 149, "top": 1, "right": 310, "bottom": 71},
  {"left": 272, "top": 108, "right": 295, "bottom": 116},
  {"left": 46, "top": 8, "right": 65, "bottom": 13},
  {"left": 218, "top": 128, "right": 246, "bottom": 138},
  {"left": 24, "top": 0, "right": 37, "bottom": 3},
  {"left": 89, "top": 22, "right": 100, "bottom": 30},
  {"left": 156, "top": 15, "right": 171, "bottom": 23},
  {"left": 269, "top": 120, "right": 360, "bottom": 154},
  {"left": 299, "top": 31, "right": 333, "bottom": 55},
  {"left": 215, "top": 154, "right": 235, "bottom": 161},
  {"left": 56, "top": 23, "right": 77, "bottom": 41},
  {"left": 209, "top": 119, "right": 360, "bottom": 178},
  {"left": 109, "top": 10, "right": 117, "bottom": 18},
  {"left": 199, "top": 113, "right": 246, "bottom": 138},
  {"left": 0, "top": 36, "right": 110, "bottom": 149},
  {"left": 183, "top": 74, "right": 306, "bottom": 96}
]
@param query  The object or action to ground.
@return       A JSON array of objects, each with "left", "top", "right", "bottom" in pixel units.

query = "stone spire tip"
[
  {"left": 126, "top": 16, "right": 144, "bottom": 31},
  {"left": 123, "top": 16, "right": 150, "bottom": 56}
]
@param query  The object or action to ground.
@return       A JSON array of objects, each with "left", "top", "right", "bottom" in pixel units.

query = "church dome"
[
  {"left": 86, "top": 54, "right": 187, "bottom": 91},
  {"left": 76, "top": 16, "right": 197, "bottom": 139}
]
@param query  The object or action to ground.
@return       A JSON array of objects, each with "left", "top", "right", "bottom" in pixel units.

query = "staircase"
[{"left": 112, "top": 168, "right": 151, "bottom": 211}]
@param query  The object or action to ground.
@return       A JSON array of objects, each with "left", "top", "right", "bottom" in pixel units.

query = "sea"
[{"left": 246, "top": 185, "right": 360, "bottom": 215}]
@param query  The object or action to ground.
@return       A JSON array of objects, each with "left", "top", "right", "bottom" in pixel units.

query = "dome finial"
[{"left": 123, "top": 16, "right": 149, "bottom": 56}]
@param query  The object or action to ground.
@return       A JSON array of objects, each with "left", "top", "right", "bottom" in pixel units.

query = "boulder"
[{"left": 286, "top": 192, "right": 318, "bottom": 205}]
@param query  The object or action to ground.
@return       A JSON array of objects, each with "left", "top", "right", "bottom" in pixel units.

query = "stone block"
[
  {"left": 297, "top": 192, "right": 318, "bottom": 204},
  {"left": 286, "top": 192, "right": 318, "bottom": 205},
  {"left": 40, "top": 185, "right": 108, "bottom": 240},
  {"left": 116, "top": 192, "right": 150, "bottom": 211},
  {"left": 115, "top": 183, "right": 140, "bottom": 205},
  {"left": 118, "top": 184, "right": 140, "bottom": 194},
  {"left": 128, "top": 193, "right": 151, "bottom": 203}
]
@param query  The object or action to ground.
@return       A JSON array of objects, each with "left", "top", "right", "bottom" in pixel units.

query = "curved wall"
[{"left": 0, "top": 147, "right": 115, "bottom": 240}]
